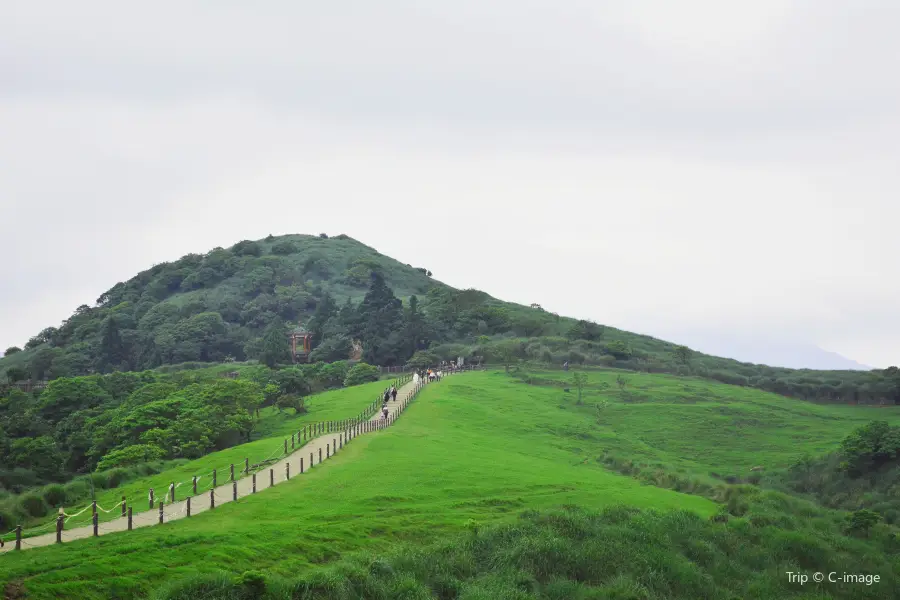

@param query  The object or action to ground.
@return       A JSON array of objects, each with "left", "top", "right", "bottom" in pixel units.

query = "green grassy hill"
[
  {"left": 2, "top": 371, "right": 898, "bottom": 599},
  {"left": 2, "top": 233, "right": 898, "bottom": 408}
]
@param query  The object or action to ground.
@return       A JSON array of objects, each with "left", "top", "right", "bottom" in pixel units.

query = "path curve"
[{"left": 1, "top": 375, "right": 441, "bottom": 553}]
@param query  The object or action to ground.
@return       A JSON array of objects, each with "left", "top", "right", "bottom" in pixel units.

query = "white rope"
[
  {"left": 63, "top": 504, "right": 92, "bottom": 523},
  {"left": 95, "top": 501, "right": 125, "bottom": 514}
]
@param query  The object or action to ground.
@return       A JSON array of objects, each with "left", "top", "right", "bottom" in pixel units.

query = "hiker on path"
[
  {"left": 390, "top": 386, "right": 397, "bottom": 401},
  {"left": 383, "top": 389, "right": 390, "bottom": 403},
  {"left": 382, "top": 405, "right": 389, "bottom": 420}
]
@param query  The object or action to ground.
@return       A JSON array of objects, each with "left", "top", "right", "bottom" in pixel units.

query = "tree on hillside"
[
  {"left": 566, "top": 319, "right": 604, "bottom": 341},
  {"left": 6, "top": 366, "right": 27, "bottom": 384},
  {"left": 494, "top": 340, "right": 522, "bottom": 373},
  {"left": 573, "top": 372, "right": 588, "bottom": 405},
  {"left": 344, "top": 362, "right": 380, "bottom": 387},
  {"left": 356, "top": 273, "right": 405, "bottom": 365},
  {"left": 674, "top": 345, "right": 693, "bottom": 366},
  {"left": 407, "top": 350, "right": 439, "bottom": 370},
  {"left": 839, "top": 420, "right": 900, "bottom": 476},
  {"left": 260, "top": 320, "right": 291, "bottom": 368},
  {"left": 4, "top": 346, "right": 21, "bottom": 356}
]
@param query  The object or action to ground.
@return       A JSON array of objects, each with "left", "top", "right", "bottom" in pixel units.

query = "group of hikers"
[
  {"left": 379, "top": 367, "right": 448, "bottom": 420},
  {"left": 381, "top": 385, "right": 398, "bottom": 420}
]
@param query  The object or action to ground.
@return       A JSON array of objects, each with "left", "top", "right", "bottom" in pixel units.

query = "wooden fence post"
[
  {"left": 245, "top": 458, "right": 249, "bottom": 474},
  {"left": 284, "top": 439, "right": 288, "bottom": 454},
  {"left": 300, "top": 457, "right": 304, "bottom": 474},
  {"left": 171, "top": 481, "right": 176, "bottom": 503},
  {"left": 230, "top": 464, "right": 235, "bottom": 482},
  {"left": 210, "top": 489, "right": 215, "bottom": 509},
  {"left": 186, "top": 496, "right": 191, "bottom": 517},
  {"left": 158, "top": 502, "right": 164, "bottom": 524},
  {"left": 340, "top": 433, "right": 343, "bottom": 449},
  {"left": 127, "top": 507, "right": 133, "bottom": 531},
  {"left": 286, "top": 463, "right": 290, "bottom": 480},
  {"left": 233, "top": 481, "right": 237, "bottom": 501},
  {"left": 310, "top": 452, "right": 314, "bottom": 468},
  {"left": 193, "top": 476, "right": 197, "bottom": 495},
  {"left": 327, "top": 443, "right": 330, "bottom": 458},
  {"left": 252, "top": 473, "right": 257, "bottom": 493},
  {"left": 333, "top": 438, "right": 337, "bottom": 452},
  {"left": 56, "top": 515, "right": 63, "bottom": 543},
  {"left": 14, "top": 525, "right": 21, "bottom": 550},
  {"left": 122, "top": 496, "right": 127, "bottom": 517},
  {"left": 291, "top": 433, "right": 295, "bottom": 449},
  {"left": 269, "top": 468, "right": 274, "bottom": 487},
  {"left": 319, "top": 448, "right": 322, "bottom": 463},
  {"left": 92, "top": 500, "right": 97, "bottom": 516},
  {"left": 213, "top": 469, "right": 217, "bottom": 487}
]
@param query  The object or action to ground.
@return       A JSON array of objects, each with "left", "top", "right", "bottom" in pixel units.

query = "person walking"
[{"left": 390, "top": 385, "right": 397, "bottom": 401}]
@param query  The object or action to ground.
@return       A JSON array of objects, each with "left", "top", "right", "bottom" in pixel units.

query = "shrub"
[
  {"left": 19, "top": 493, "right": 49, "bottom": 518},
  {"left": 64, "top": 479, "right": 91, "bottom": 504},
  {"left": 344, "top": 363, "right": 380, "bottom": 387},
  {"left": 42, "top": 484, "right": 66, "bottom": 508},
  {"left": 105, "top": 468, "right": 130, "bottom": 489}
]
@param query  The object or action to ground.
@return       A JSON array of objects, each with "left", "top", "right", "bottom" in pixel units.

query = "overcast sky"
[{"left": 1, "top": 1, "right": 897, "bottom": 368}]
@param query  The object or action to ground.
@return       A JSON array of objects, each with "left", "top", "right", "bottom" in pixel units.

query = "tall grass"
[{"left": 151, "top": 504, "right": 898, "bottom": 599}]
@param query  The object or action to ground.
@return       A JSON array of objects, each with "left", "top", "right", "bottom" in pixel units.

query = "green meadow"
[
  {"left": 13, "top": 379, "right": 392, "bottom": 535},
  {"left": 2, "top": 370, "right": 898, "bottom": 600}
]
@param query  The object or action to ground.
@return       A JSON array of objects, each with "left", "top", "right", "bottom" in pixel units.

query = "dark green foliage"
[
  {"left": 344, "top": 363, "right": 380, "bottom": 387},
  {"left": 846, "top": 509, "right": 881, "bottom": 536},
  {"left": 260, "top": 320, "right": 291, "bottom": 368},
  {"left": 839, "top": 420, "right": 900, "bottom": 476},
  {"left": 406, "top": 350, "right": 439, "bottom": 370},
  {"left": 566, "top": 319, "right": 603, "bottom": 341},
  {"left": 152, "top": 504, "right": 898, "bottom": 600}
]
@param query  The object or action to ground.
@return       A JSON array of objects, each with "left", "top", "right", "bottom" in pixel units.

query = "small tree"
[
  {"left": 406, "top": 350, "right": 439, "bottom": 371},
  {"left": 276, "top": 394, "right": 306, "bottom": 415},
  {"left": 260, "top": 320, "right": 291, "bottom": 368},
  {"left": 846, "top": 509, "right": 881, "bottom": 537},
  {"left": 616, "top": 375, "right": 629, "bottom": 390},
  {"left": 674, "top": 345, "right": 693, "bottom": 366},
  {"left": 573, "top": 372, "right": 588, "bottom": 405},
  {"left": 495, "top": 340, "right": 521, "bottom": 373},
  {"left": 4, "top": 346, "right": 22, "bottom": 356}
]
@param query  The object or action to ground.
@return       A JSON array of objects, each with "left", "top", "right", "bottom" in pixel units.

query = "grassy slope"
[
  {"left": 0, "top": 372, "right": 716, "bottom": 599},
  {"left": 12, "top": 379, "right": 393, "bottom": 535},
  {"left": 522, "top": 368, "right": 900, "bottom": 478}
]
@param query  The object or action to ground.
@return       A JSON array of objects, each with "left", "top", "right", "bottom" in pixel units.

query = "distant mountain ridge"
[{"left": 663, "top": 332, "right": 874, "bottom": 371}]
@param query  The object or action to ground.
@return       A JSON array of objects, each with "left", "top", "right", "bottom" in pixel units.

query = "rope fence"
[{"left": 0, "top": 368, "right": 468, "bottom": 553}]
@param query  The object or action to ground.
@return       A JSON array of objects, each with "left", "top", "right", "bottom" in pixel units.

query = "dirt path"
[{"left": 0, "top": 376, "right": 437, "bottom": 553}]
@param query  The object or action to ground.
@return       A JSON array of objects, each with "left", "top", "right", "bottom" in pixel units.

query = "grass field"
[
  {"left": 0, "top": 371, "right": 715, "bottom": 599},
  {"left": 8, "top": 379, "right": 393, "bottom": 538},
  {"left": 3, "top": 369, "right": 899, "bottom": 599},
  {"left": 515, "top": 367, "right": 900, "bottom": 479}
]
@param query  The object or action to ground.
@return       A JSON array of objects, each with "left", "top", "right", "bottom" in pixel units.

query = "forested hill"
[{"left": 1, "top": 233, "right": 899, "bottom": 405}]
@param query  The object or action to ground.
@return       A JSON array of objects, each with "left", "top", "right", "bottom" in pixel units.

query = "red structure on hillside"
[{"left": 290, "top": 322, "right": 312, "bottom": 363}]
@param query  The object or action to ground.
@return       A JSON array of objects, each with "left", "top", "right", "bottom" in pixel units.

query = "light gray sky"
[{"left": 1, "top": 1, "right": 897, "bottom": 368}]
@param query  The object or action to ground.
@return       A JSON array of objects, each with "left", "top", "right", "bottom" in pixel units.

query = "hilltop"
[{"left": 1, "top": 233, "right": 898, "bottom": 406}]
